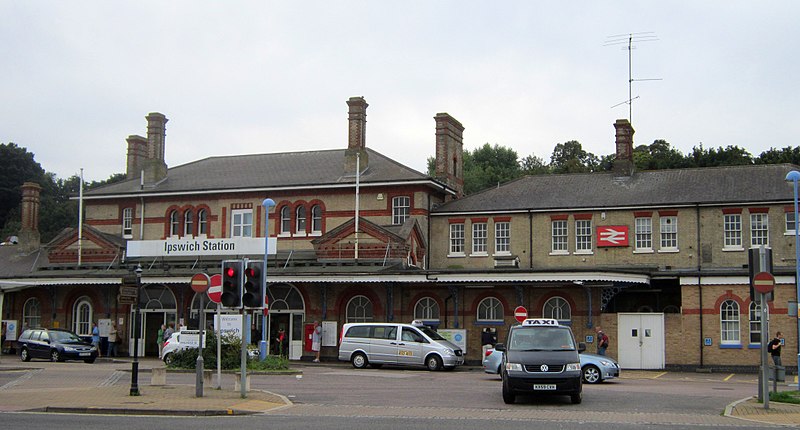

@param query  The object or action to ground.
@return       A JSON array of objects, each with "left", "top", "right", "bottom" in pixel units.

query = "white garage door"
[{"left": 617, "top": 313, "right": 665, "bottom": 369}]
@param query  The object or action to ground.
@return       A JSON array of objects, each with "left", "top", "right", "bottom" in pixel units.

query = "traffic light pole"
[{"left": 240, "top": 257, "right": 248, "bottom": 399}]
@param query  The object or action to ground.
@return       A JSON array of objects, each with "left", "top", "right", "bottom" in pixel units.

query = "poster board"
[
  {"left": 437, "top": 329, "right": 467, "bottom": 355},
  {"left": 321, "top": 321, "right": 338, "bottom": 347},
  {"left": 98, "top": 319, "right": 112, "bottom": 337}
]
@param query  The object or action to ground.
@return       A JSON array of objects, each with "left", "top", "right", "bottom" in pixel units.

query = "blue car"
[
  {"left": 483, "top": 348, "right": 620, "bottom": 384},
  {"left": 17, "top": 328, "right": 98, "bottom": 363}
]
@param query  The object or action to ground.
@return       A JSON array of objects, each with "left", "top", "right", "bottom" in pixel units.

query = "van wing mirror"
[
  {"left": 578, "top": 342, "right": 586, "bottom": 353},
  {"left": 494, "top": 343, "right": 506, "bottom": 352}
]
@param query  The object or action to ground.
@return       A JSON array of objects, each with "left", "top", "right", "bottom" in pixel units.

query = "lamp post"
[
  {"left": 785, "top": 170, "right": 800, "bottom": 384},
  {"left": 260, "top": 198, "right": 275, "bottom": 360},
  {"left": 130, "top": 263, "right": 143, "bottom": 396}
]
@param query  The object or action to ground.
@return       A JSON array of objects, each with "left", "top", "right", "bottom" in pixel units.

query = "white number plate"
[
  {"left": 533, "top": 384, "right": 557, "bottom": 390},
  {"left": 79, "top": 352, "right": 90, "bottom": 357}
]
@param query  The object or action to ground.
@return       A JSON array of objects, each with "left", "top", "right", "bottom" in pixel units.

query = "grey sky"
[{"left": 2, "top": 1, "right": 798, "bottom": 182}]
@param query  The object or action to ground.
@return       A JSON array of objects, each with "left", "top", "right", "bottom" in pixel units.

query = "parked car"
[
  {"left": 17, "top": 328, "right": 98, "bottom": 363},
  {"left": 483, "top": 346, "right": 620, "bottom": 384}
]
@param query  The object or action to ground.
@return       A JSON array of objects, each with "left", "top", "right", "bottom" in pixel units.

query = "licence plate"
[
  {"left": 79, "top": 352, "right": 90, "bottom": 357},
  {"left": 533, "top": 384, "right": 557, "bottom": 390}
]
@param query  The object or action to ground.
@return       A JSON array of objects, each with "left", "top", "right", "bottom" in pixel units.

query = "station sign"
[{"left": 126, "top": 237, "right": 277, "bottom": 258}]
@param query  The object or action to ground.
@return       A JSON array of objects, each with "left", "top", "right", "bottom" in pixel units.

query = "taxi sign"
[{"left": 522, "top": 318, "right": 559, "bottom": 326}]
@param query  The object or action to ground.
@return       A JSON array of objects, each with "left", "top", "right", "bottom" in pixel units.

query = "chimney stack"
[
  {"left": 17, "top": 182, "right": 41, "bottom": 252},
  {"left": 344, "top": 97, "right": 369, "bottom": 173},
  {"left": 613, "top": 119, "right": 635, "bottom": 178},
  {"left": 125, "top": 135, "right": 148, "bottom": 180},
  {"left": 434, "top": 113, "right": 465, "bottom": 199}
]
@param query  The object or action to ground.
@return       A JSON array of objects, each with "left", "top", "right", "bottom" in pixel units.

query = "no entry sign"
[
  {"left": 514, "top": 306, "right": 528, "bottom": 323},
  {"left": 190, "top": 273, "right": 210, "bottom": 293},
  {"left": 753, "top": 271, "right": 775, "bottom": 294},
  {"left": 207, "top": 274, "right": 222, "bottom": 303}
]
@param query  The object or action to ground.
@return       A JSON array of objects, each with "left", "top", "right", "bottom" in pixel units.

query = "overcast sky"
[{"left": 2, "top": 1, "right": 798, "bottom": 182}]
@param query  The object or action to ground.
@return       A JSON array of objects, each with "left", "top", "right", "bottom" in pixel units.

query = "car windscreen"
[
  {"left": 418, "top": 326, "right": 445, "bottom": 341},
  {"left": 49, "top": 331, "right": 84, "bottom": 343},
  {"left": 508, "top": 327, "right": 576, "bottom": 351}
]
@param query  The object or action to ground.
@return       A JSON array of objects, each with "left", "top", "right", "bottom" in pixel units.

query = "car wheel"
[
  {"left": 20, "top": 347, "right": 31, "bottom": 362},
  {"left": 426, "top": 355, "right": 442, "bottom": 371},
  {"left": 571, "top": 392, "right": 582, "bottom": 404},
  {"left": 502, "top": 375, "right": 516, "bottom": 404},
  {"left": 163, "top": 353, "right": 173, "bottom": 365},
  {"left": 50, "top": 349, "right": 62, "bottom": 362},
  {"left": 351, "top": 352, "right": 368, "bottom": 369},
  {"left": 582, "top": 364, "right": 601, "bottom": 384}
]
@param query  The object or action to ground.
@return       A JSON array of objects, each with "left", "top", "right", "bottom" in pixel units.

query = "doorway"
[{"left": 618, "top": 313, "right": 665, "bottom": 369}]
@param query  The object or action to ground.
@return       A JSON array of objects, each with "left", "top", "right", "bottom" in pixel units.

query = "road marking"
[
  {"left": 723, "top": 373, "right": 734, "bottom": 382},
  {"left": 652, "top": 372, "right": 667, "bottom": 379}
]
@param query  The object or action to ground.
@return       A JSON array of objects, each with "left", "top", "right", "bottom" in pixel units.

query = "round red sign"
[
  {"left": 190, "top": 273, "right": 210, "bottom": 293},
  {"left": 207, "top": 274, "right": 222, "bottom": 303},
  {"left": 753, "top": 271, "right": 775, "bottom": 294},
  {"left": 514, "top": 306, "right": 528, "bottom": 323}
]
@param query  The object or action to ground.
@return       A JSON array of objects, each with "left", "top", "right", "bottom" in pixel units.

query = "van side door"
[
  {"left": 397, "top": 327, "right": 426, "bottom": 366},
  {"left": 369, "top": 325, "right": 398, "bottom": 365}
]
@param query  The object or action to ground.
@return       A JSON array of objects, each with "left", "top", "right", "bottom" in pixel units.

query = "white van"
[{"left": 338, "top": 320, "right": 464, "bottom": 371}]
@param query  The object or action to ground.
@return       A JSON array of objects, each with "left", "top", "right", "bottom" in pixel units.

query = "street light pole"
[
  {"left": 130, "top": 263, "right": 143, "bottom": 396},
  {"left": 261, "top": 198, "right": 275, "bottom": 361},
  {"left": 785, "top": 170, "right": 800, "bottom": 384}
]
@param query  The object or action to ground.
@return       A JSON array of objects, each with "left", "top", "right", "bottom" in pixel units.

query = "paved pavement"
[{"left": 0, "top": 355, "right": 798, "bottom": 426}]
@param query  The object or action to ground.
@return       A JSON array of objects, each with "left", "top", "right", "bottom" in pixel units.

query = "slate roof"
[
  {"left": 434, "top": 164, "right": 800, "bottom": 214},
  {"left": 84, "top": 148, "right": 440, "bottom": 197}
]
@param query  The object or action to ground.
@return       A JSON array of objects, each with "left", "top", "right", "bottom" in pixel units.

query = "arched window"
[
  {"left": 296, "top": 206, "right": 307, "bottom": 234},
  {"left": 23, "top": 298, "right": 41, "bottom": 329},
  {"left": 477, "top": 297, "right": 503, "bottom": 321},
  {"left": 720, "top": 299, "right": 740, "bottom": 344},
  {"left": 543, "top": 296, "right": 572, "bottom": 323},
  {"left": 280, "top": 206, "right": 291, "bottom": 234},
  {"left": 346, "top": 295, "right": 373, "bottom": 323},
  {"left": 184, "top": 210, "right": 194, "bottom": 236},
  {"left": 311, "top": 205, "right": 323, "bottom": 233},
  {"left": 414, "top": 297, "right": 440, "bottom": 322},
  {"left": 198, "top": 209, "right": 208, "bottom": 236},
  {"left": 749, "top": 301, "right": 763, "bottom": 344},
  {"left": 73, "top": 297, "right": 93, "bottom": 336},
  {"left": 266, "top": 284, "right": 305, "bottom": 311},
  {"left": 169, "top": 210, "right": 180, "bottom": 236}
]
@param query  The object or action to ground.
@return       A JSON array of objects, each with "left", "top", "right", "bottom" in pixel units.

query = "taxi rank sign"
[{"left": 126, "top": 237, "right": 277, "bottom": 257}]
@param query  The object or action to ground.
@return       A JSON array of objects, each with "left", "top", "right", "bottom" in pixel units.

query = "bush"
[{"left": 166, "top": 334, "right": 287, "bottom": 371}]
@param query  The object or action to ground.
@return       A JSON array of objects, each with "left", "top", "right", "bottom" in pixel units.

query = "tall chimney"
[
  {"left": 142, "top": 112, "right": 169, "bottom": 184},
  {"left": 434, "top": 113, "right": 464, "bottom": 199},
  {"left": 344, "top": 97, "right": 369, "bottom": 173},
  {"left": 613, "top": 119, "right": 635, "bottom": 178},
  {"left": 18, "top": 182, "right": 41, "bottom": 252},
  {"left": 126, "top": 135, "right": 147, "bottom": 180}
]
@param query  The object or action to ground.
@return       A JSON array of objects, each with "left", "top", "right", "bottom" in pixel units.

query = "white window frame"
[
  {"left": 749, "top": 301, "right": 764, "bottom": 345},
  {"left": 449, "top": 223, "right": 465, "bottom": 256},
  {"left": 720, "top": 299, "right": 740, "bottom": 345},
  {"left": 786, "top": 211, "right": 796, "bottom": 235},
  {"left": 122, "top": 207, "right": 133, "bottom": 238},
  {"left": 295, "top": 206, "right": 307, "bottom": 235},
  {"left": 413, "top": 297, "right": 440, "bottom": 322},
  {"left": 184, "top": 210, "right": 194, "bottom": 237},
  {"left": 392, "top": 196, "right": 410, "bottom": 225},
  {"left": 169, "top": 210, "right": 180, "bottom": 237},
  {"left": 198, "top": 209, "right": 208, "bottom": 236},
  {"left": 634, "top": 217, "right": 653, "bottom": 252},
  {"left": 750, "top": 213, "right": 769, "bottom": 246},
  {"left": 471, "top": 222, "right": 488, "bottom": 256},
  {"left": 659, "top": 216, "right": 678, "bottom": 252},
  {"left": 477, "top": 297, "right": 503, "bottom": 321},
  {"left": 723, "top": 213, "right": 743, "bottom": 250},
  {"left": 311, "top": 205, "right": 322, "bottom": 234},
  {"left": 543, "top": 296, "right": 572, "bottom": 323},
  {"left": 551, "top": 220, "right": 568, "bottom": 254},
  {"left": 231, "top": 209, "right": 253, "bottom": 238},
  {"left": 73, "top": 297, "right": 93, "bottom": 336},
  {"left": 494, "top": 221, "right": 510, "bottom": 255},
  {"left": 23, "top": 297, "right": 41, "bottom": 329},
  {"left": 346, "top": 295, "right": 374, "bottom": 323},
  {"left": 575, "top": 219, "right": 593, "bottom": 254},
  {"left": 279, "top": 206, "right": 291, "bottom": 236}
]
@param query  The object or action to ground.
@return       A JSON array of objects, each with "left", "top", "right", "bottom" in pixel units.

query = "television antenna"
[{"left": 605, "top": 32, "right": 662, "bottom": 125}]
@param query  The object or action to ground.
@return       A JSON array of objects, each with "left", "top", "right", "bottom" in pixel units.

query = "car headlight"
[
  {"left": 599, "top": 360, "right": 611, "bottom": 366},
  {"left": 505, "top": 362, "right": 523, "bottom": 371},
  {"left": 442, "top": 349, "right": 454, "bottom": 356},
  {"left": 566, "top": 363, "right": 581, "bottom": 371}
]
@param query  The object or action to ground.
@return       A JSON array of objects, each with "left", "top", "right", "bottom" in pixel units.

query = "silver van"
[{"left": 338, "top": 320, "right": 464, "bottom": 371}]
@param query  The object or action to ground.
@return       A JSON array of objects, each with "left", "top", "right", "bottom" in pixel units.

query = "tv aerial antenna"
[{"left": 605, "top": 32, "right": 662, "bottom": 125}]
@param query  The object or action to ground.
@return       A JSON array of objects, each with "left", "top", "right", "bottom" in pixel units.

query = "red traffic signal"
[
  {"left": 242, "top": 262, "right": 263, "bottom": 308},
  {"left": 221, "top": 260, "right": 242, "bottom": 308}
]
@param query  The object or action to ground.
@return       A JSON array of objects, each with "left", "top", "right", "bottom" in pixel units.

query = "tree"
[
  {"left": 0, "top": 142, "right": 47, "bottom": 237},
  {"left": 462, "top": 144, "right": 522, "bottom": 194},
  {"left": 756, "top": 147, "right": 800, "bottom": 165},
  {"left": 632, "top": 139, "right": 690, "bottom": 171},
  {"left": 520, "top": 154, "right": 550, "bottom": 175},
  {"left": 550, "top": 140, "right": 599, "bottom": 174},
  {"left": 689, "top": 144, "right": 753, "bottom": 168}
]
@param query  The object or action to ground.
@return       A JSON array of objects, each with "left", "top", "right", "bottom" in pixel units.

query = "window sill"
[
  {"left": 470, "top": 252, "right": 489, "bottom": 257},
  {"left": 633, "top": 249, "right": 654, "bottom": 254},
  {"left": 493, "top": 251, "right": 512, "bottom": 256},
  {"left": 278, "top": 233, "right": 291, "bottom": 238},
  {"left": 310, "top": 231, "right": 322, "bottom": 237},
  {"left": 549, "top": 251, "right": 569, "bottom": 256},
  {"left": 574, "top": 250, "right": 594, "bottom": 255},
  {"left": 293, "top": 232, "right": 307, "bottom": 238},
  {"left": 720, "top": 343, "right": 742, "bottom": 349},
  {"left": 722, "top": 247, "right": 744, "bottom": 252},
  {"left": 747, "top": 343, "right": 762, "bottom": 349},
  {"left": 658, "top": 248, "right": 679, "bottom": 254},
  {"left": 447, "top": 253, "right": 466, "bottom": 258}
]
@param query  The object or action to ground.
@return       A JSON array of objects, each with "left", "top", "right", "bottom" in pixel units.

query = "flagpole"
[{"left": 78, "top": 168, "right": 84, "bottom": 266}]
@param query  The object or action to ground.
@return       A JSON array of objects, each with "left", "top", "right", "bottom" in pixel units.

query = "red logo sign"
[{"left": 597, "top": 226, "right": 629, "bottom": 247}]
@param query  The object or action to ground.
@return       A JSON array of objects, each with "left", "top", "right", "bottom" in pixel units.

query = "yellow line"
[
  {"left": 723, "top": 373, "right": 734, "bottom": 381},
  {"left": 652, "top": 371, "right": 667, "bottom": 379}
]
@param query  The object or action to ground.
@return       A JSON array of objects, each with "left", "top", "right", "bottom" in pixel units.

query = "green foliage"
[
  {"left": 769, "top": 390, "right": 800, "bottom": 404},
  {"left": 549, "top": 140, "right": 600, "bottom": 174},
  {"left": 248, "top": 354, "right": 290, "bottom": 371},
  {"left": 166, "top": 334, "right": 287, "bottom": 371},
  {"left": 757, "top": 146, "right": 800, "bottom": 165},
  {"left": 462, "top": 143, "right": 522, "bottom": 194},
  {"left": 0, "top": 143, "right": 47, "bottom": 234},
  {"left": 688, "top": 144, "right": 753, "bottom": 167}
]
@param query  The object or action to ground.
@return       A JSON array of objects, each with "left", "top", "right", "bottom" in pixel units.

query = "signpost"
[
  {"left": 190, "top": 273, "right": 210, "bottom": 398},
  {"left": 514, "top": 306, "right": 528, "bottom": 323}
]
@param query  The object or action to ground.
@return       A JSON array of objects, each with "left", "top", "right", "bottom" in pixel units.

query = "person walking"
[
  {"left": 91, "top": 322, "right": 101, "bottom": 357},
  {"left": 595, "top": 326, "right": 609, "bottom": 356},
  {"left": 312, "top": 320, "right": 322, "bottom": 362},
  {"left": 106, "top": 322, "right": 118, "bottom": 357},
  {"left": 769, "top": 331, "right": 784, "bottom": 366},
  {"left": 157, "top": 324, "right": 166, "bottom": 358}
]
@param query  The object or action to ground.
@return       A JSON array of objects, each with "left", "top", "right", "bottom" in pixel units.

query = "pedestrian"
[
  {"left": 107, "top": 322, "right": 118, "bottom": 357},
  {"left": 768, "top": 331, "right": 784, "bottom": 366},
  {"left": 312, "top": 320, "right": 322, "bottom": 362},
  {"left": 163, "top": 322, "right": 175, "bottom": 346},
  {"left": 277, "top": 329, "right": 288, "bottom": 357},
  {"left": 91, "top": 322, "right": 101, "bottom": 357},
  {"left": 157, "top": 324, "right": 166, "bottom": 358},
  {"left": 595, "top": 326, "right": 609, "bottom": 356}
]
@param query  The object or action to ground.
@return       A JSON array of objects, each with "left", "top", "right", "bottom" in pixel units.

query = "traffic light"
[
  {"left": 221, "top": 259, "right": 243, "bottom": 308},
  {"left": 242, "top": 261, "right": 264, "bottom": 308}
]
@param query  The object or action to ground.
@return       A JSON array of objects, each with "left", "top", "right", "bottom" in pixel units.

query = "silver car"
[{"left": 483, "top": 348, "right": 620, "bottom": 384}]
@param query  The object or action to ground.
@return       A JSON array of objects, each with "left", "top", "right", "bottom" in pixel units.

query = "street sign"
[
  {"left": 191, "top": 273, "right": 211, "bottom": 293},
  {"left": 207, "top": 274, "right": 222, "bottom": 303},
  {"left": 753, "top": 271, "right": 775, "bottom": 294},
  {"left": 119, "top": 286, "right": 138, "bottom": 297},
  {"left": 117, "top": 294, "right": 137, "bottom": 305},
  {"left": 514, "top": 306, "right": 528, "bottom": 323}
]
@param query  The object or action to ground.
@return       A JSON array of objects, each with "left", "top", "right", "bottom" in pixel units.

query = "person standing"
[
  {"left": 157, "top": 324, "right": 166, "bottom": 358},
  {"left": 311, "top": 321, "right": 322, "bottom": 362},
  {"left": 107, "top": 322, "right": 118, "bottom": 357},
  {"left": 91, "top": 322, "right": 101, "bottom": 357},
  {"left": 163, "top": 322, "right": 175, "bottom": 346},
  {"left": 595, "top": 326, "right": 609, "bottom": 356},
  {"left": 769, "top": 331, "right": 784, "bottom": 366}
]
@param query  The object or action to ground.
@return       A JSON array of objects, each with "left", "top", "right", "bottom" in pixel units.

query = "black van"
[{"left": 496, "top": 318, "right": 585, "bottom": 404}]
